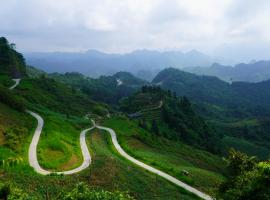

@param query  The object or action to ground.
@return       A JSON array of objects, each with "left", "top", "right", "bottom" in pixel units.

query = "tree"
[
  {"left": 218, "top": 149, "right": 270, "bottom": 200},
  {"left": 151, "top": 120, "right": 159, "bottom": 135},
  {"left": 139, "top": 119, "right": 147, "bottom": 129},
  {"left": 0, "top": 184, "right": 10, "bottom": 200}
]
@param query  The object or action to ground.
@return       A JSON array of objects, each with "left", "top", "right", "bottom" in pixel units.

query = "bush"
[
  {"left": 3, "top": 126, "right": 28, "bottom": 150},
  {"left": 0, "top": 183, "right": 34, "bottom": 200},
  {"left": 59, "top": 182, "right": 135, "bottom": 200},
  {"left": 93, "top": 105, "right": 108, "bottom": 116},
  {"left": 0, "top": 85, "right": 25, "bottom": 111}
]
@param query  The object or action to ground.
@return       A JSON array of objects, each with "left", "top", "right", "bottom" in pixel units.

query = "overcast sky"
[{"left": 1, "top": 0, "right": 270, "bottom": 61}]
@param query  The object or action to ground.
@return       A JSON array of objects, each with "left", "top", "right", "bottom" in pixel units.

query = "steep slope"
[
  {"left": 120, "top": 86, "right": 221, "bottom": 153},
  {"left": 152, "top": 68, "right": 270, "bottom": 158},
  {"left": 0, "top": 37, "right": 26, "bottom": 78}
]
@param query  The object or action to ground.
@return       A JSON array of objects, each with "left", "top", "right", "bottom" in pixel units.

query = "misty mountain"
[
  {"left": 25, "top": 49, "right": 215, "bottom": 81},
  {"left": 184, "top": 61, "right": 270, "bottom": 83},
  {"left": 152, "top": 68, "right": 270, "bottom": 117}
]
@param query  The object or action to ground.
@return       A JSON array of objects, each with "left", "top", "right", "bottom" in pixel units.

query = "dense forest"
[
  {"left": 120, "top": 86, "right": 221, "bottom": 153},
  {"left": 0, "top": 37, "right": 26, "bottom": 78}
]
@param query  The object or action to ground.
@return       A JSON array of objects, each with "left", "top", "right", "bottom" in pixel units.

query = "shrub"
[
  {"left": 3, "top": 126, "right": 28, "bottom": 150},
  {"left": 59, "top": 182, "right": 135, "bottom": 200},
  {"left": 0, "top": 85, "right": 25, "bottom": 111}
]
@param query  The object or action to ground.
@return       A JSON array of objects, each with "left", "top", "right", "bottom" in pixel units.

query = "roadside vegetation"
[{"left": 103, "top": 117, "right": 226, "bottom": 195}]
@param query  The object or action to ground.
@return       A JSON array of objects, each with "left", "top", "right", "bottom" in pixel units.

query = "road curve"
[
  {"left": 95, "top": 122, "right": 212, "bottom": 200},
  {"left": 27, "top": 110, "right": 93, "bottom": 175},
  {"left": 9, "top": 79, "right": 93, "bottom": 175},
  {"left": 9, "top": 78, "right": 212, "bottom": 199},
  {"left": 9, "top": 79, "right": 21, "bottom": 90}
]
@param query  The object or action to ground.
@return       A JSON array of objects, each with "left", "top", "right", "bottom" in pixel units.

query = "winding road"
[
  {"left": 27, "top": 110, "right": 94, "bottom": 175},
  {"left": 9, "top": 78, "right": 212, "bottom": 200}
]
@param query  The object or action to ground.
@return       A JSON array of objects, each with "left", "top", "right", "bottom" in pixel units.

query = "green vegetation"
[
  {"left": 218, "top": 149, "right": 270, "bottom": 200},
  {"left": 59, "top": 182, "right": 135, "bottom": 200},
  {"left": 222, "top": 136, "right": 270, "bottom": 160},
  {"left": 15, "top": 77, "right": 107, "bottom": 117},
  {"left": 36, "top": 108, "right": 90, "bottom": 170},
  {"left": 121, "top": 86, "right": 221, "bottom": 153},
  {"left": 0, "top": 84, "right": 26, "bottom": 111},
  {"left": 49, "top": 71, "right": 146, "bottom": 104},
  {"left": 103, "top": 117, "right": 225, "bottom": 195},
  {"left": 0, "top": 75, "right": 14, "bottom": 87},
  {"left": 86, "top": 129, "right": 200, "bottom": 200},
  {"left": 0, "top": 37, "right": 26, "bottom": 78}
]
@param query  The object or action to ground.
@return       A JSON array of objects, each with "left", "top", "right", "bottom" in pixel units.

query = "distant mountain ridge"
[
  {"left": 25, "top": 49, "right": 215, "bottom": 81},
  {"left": 184, "top": 60, "right": 270, "bottom": 83}
]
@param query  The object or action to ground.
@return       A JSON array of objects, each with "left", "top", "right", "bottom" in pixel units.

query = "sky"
[{"left": 1, "top": 0, "right": 270, "bottom": 62}]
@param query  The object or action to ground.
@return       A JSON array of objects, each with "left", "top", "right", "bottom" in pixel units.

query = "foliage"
[
  {"left": 0, "top": 84, "right": 26, "bottom": 111},
  {"left": 59, "top": 182, "right": 135, "bottom": 200},
  {"left": 49, "top": 71, "right": 146, "bottom": 104},
  {"left": 3, "top": 126, "right": 28, "bottom": 151},
  {"left": 0, "top": 183, "right": 35, "bottom": 200},
  {"left": 103, "top": 117, "right": 226, "bottom": 195},
  {"left": 16, "top": 77, "right": 107, "bottom": 116},
  {"left": 120, "top": 86, "right": 221, "bottom": 153},
  {"left": 218, "top": 149, "right": 270, "bottom": 200},
  {"left": 0, "top": 37, "right": 26, "bottom": 78}
]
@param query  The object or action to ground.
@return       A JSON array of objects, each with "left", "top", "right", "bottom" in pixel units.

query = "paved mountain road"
[
  {"left": 96, "top": 123, "right": 213, "bottom": 200},
  {"left": 27, "top": 110, "right": 94, "bottom": 175},
  {"left": 9, "top": 78, "right": 212, "bottom": 200}
]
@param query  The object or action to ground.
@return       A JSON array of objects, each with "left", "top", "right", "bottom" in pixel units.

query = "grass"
[
  {"left": 35, "top": 108, "right": 91, "bottom": 171},
  {"left": 0, "top": 75, "right": 14, "bottom": 87},
  {"left": 103, "top": 116, "right": 226, "bottom": 196},
  {"left": 222, "top": 136, "right": 270, "bottom": 160},
  {"left": 0, "top": 102, "right": 35, "bottom": 161},
  {"left": 0, "top": 104, "right": 199, "bottom": 199},
  {"left": 86, "top": 129, "right": 201, "bottom": 200}
]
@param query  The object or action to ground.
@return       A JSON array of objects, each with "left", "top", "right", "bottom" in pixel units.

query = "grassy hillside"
[
  {"left": 86, "top": 129, "right": 201, "bottom": 200},
  {"left": 15, "top": 77, "right": 108, "bottom": 117},
  {"left": 36, "top": 108, "right": 90, "bottom": 171},
  {"left": 103, "top": 117, "right": 226, "bottom": 196}
]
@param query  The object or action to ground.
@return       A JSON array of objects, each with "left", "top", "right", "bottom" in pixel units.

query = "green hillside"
[
  {"left": 0, "top": 37, "right": 26, "bottom": 78},
  {"left": 152, "top": 68, "right": 270, "bottom": 158},
  {"left": 49, "top": 71, "right": 147, "bottom": 104},
  {"left": 120, "top": 86, "right": 221, "bottom": 153},
  {"left": 103, "top": 117, "right": 225, "bottom": 195}
]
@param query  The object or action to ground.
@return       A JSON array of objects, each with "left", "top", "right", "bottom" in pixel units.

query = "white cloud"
[{"left": 0, "top": 0, "right": 270, "bottom": 62}]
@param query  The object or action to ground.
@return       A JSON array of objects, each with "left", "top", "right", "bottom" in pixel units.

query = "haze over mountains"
[
  {"left": 25, "top": 49, "right": 270, "bottom": 82},
  {"left": 25, "top": 49, "right": 219, "bottom": 81},
  {"left": 184, "top": 61, "right": 270, "bottom": 83}
]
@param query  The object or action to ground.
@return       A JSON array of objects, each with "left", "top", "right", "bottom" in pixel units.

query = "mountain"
[
  {"left": 25, "top": 49, "right": 214, "bottom": 81},
  {"left": 184, "top": 61, "right": 270, "bottom": 83},
  {"left": 152, "top": 68, "right": 270, "bottom": 159},
  {"left": 153, "top": 68, "right": 270, "bottom": 116}
]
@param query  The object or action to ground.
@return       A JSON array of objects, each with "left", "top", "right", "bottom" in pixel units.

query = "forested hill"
[
  {"left": 120, "top": 86, "right": 221, "bottom": 153},
  {"left": 0, "top": 37, "right": 26, "bottom": 78},
  {"left": 49, "top": 71, "right": 147, "bottom": 104},
  {"left": 152, "top": 68, "right": 270, "bottom": 117}
]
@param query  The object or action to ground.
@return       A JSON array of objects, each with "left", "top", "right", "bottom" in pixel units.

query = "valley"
[{"left": 0, "top": 37, "right": 270, "bottom": 200}]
